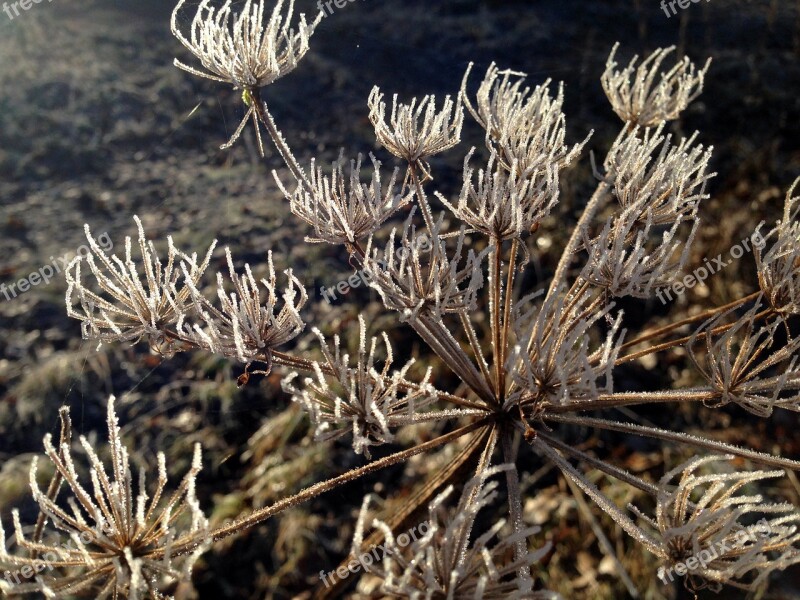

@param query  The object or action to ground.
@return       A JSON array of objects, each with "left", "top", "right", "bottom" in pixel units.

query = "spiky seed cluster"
[
  {"left": 361, "top": 465, "right": 557, "bottom": 599},
  {"left": 368, "top": 86, "right": 465, "bottom": 175},
  {"left": 755, "top": 179, "right": 800, "bottom": 315},
  {"left": 282, "top": 316, "right": 443, "bottom": 458},
  {"left": 65, "top": 216, "right": 216, "bottom": 355},
  {"left": 181, "top": 248, "right": 306, "bottom": 365},
  {"left": 584, "top": 125, "right": 712, "bottom": 298},
  {"left": 507, "top": 285, "right": 624, "bottom": 409},
  {"left": 275, "top": 152, "right": 411, "bottom": 245},
  {"left": 602, "top": 43, "right": 711, "bottom": 127},
  {"left": 437, "top": 149, "right": 559, "bottom": 242},
  {"left": 66, "top": 219, "right": 306, "bottom": 367},
  {"left": 604, "top": 125, "right": 713, "bottom": 225},
  {"left": 363, "top": 213, "right": 488, "bottom": 321},
  {"left": 632, "top": 456, "right": 800, "bottom": 593},
  {"left": 461, "top": 62, "right": 588, "bottom": 178},
  {"left": 688, "top": 298, "right": 800, "bottom": 417},
  {"left": 171, "top": 0, "right": 320, "bottom": 152},
  {"left": 0, "top": 397, "right": 209, "bottom": 599}
]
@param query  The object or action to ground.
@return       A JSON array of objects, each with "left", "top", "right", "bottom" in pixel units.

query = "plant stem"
[
  {"left": 615, "top": 308, "right": 774, "bottom": 365},
  {"left": 536, "top": 429, "right": 658, "bottom": 495},
  {"left": 313, "top": 426, "right": 494, "bottom": 598},
  {"left": 409, "top": 162, "right": 436, "bottom": 233},
  {"left": 545, "top": 414, "right": 800, "bottom": 470},
  {"left": 618, "top": 291, "right": 762, "bottom": 352},
  {"left": 501, "top": 428, "right": 533, "bottom": 592},
  {"left": 542, "top": 389, "right": 716, "bottom": 414},
  {"left": 166, "top": 417, "right": 492, "bottom": 556},
  {"left": 490, "top": 236, "right": 503, "bottom": 397},
  {"left": 251, "top": 90, "right": 311, "bottom": 190}
]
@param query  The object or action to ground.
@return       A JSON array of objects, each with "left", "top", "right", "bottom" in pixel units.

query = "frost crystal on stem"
[
  {"left": 461, "top": 62, "right": 588, "bottom": 178},
  {"left": 438, "top": 149, "right": 559, "bottom": 242},
  {"left": 368, "top": 86, "right": 465, "bottom": 178},
  {"left": 688, "top": 298, "right": 800, "bottom": 416},
  {"left": 755, "top": 178, "right": 800, "bottom": 315},
  {"left": 181, "top": 248, "right": 307, "bottom": 365},
  {"left": 171, "top": 0, "right": 321, "bottom": 153},
  {"left": 65, "top": 216, "right": 216, "bottom": 354}
]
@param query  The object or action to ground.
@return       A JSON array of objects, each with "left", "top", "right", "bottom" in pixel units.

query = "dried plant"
[
  {"left": 358, "top": 465, "right": 557, "bottom": 599},
  {"left": 4, "top": 3, "right": 798, "bottom": 598},
  {"left": 0, "top": 397, "right": 209, "bottom": 599},
  {"left": 755, "top": 179, "right": 800, "bottom": 315},
  {"left": 601, "top": 43, "right": 711, "bottom": 127},
  {"left": 631, "top": 456, "right": 800, "bottom": 593}
]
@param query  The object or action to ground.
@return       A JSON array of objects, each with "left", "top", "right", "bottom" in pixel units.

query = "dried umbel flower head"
[
  {"left": 0, "top": 397, "right": 210, "bottom": 599},
  {"left": 437, "top": 149, "right": 559, "bottom": 242},
  {"left": 632, "top": 456, "right": 800, "bottom": 593},
  {"left": 360, "top": 465, "right": 557, "bottom": 599},
  {"left": 602, "top": 43, "right": 711, "bottom": 127},
  {"left": 283, "top": 315, "right": 448, "bottom": 458},
  {"left": 180, "top": 248, "right": 307, "bottom": 365},
  {"left": 688, "top": 297, "right": 800, "bottom": 417},
  {"left": 171, "top": 0, "right": 321, "bottom": 152},
  {"left": 583, "top": 201, "right": 699, "bottom": 299},
  {"left": 65, "top": 215, "right": 216, "bottom": 354},
  {"left": 275, "top": 152, "right": 411, "bottom": 246},
  {"left": 66, "top": 219, "right": 306, "bottom": 369},
  {"left": 583, "top": 125, "right": 710, "bottom": 298},
  {"left": 368, "top": 86, "right": 465, "bottom": 178},
  {"left": 461, "top": 62, "right": 587, "bottom": 178},
  {"left": 755, "top": 178, "right": 800, "bottom": 315},
  {"left": 363, "top": 213, "right": 488, "bottom": 321},
  {"left": 507, "top": 285, "right": 624, "bottom": 410},
  {"left": 603, "top": 125, "right": 713, "bottom": 227}
]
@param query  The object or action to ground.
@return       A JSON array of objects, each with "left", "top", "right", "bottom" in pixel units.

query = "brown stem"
[
  {"left": 409, "top": 162, "right": 435, "bottom": 233},
  {"left": 545, "top": 182, "right": 609, "bottom": 300},
  {"left": 536, "top": 429, "right": 659, "bottom": 495},
  {"left": 251, "top": 90, "right": 311, "bottom": 190},
  {"left": 501, "top": 428, "right": 533, "bottom": 591},
  {"left": 165, "top": 417, "right": 493, "bottom": 556},
  {"left": 490, "top": 236, "right": 503, "bottom": 397},
  {"left": 546, "top": 414, "right": 800, "bottom": 471},
  {"left": 30, "top": 408, "right": 72, "bottom": 558},
  {"left": 615, "top": 308, "right": 774, "bottom": 365},
  {"left": 542, "top": 390, "right": 716, "bottom": 414},
  {"left": 459, "top": 310, "right": 493, "bottom": 386},
  {"left": 313, "top": 425, "right": 495, "bottom": 598},
  {"left": 618, "top": 291, "right": 762, "bottom": 352},
  {"left": 500, "top": 237, "right": 519, "bottom": 397}
]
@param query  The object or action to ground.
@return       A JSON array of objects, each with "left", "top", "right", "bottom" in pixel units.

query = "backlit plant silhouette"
[{"left": 2, "top": 0, "right": 799, "bottom": 598}]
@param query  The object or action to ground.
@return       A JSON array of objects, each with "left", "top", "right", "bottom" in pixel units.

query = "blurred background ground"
[{"left": 0, "top": 0, "right": 799, "bottom": 598}]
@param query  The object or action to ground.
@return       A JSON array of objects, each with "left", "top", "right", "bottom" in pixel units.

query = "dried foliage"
[
  {"left": 632, "top": 456, "right": 800, "bottom": 593},
  {"left": 3, "top": 2, "right": 797, "bottom": 598},
  {"left": 0, "top": 398, "right": 209, "bottom": 599},
  {"left": 601, "top": 43, "right": 711, "bottom": 127}
]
